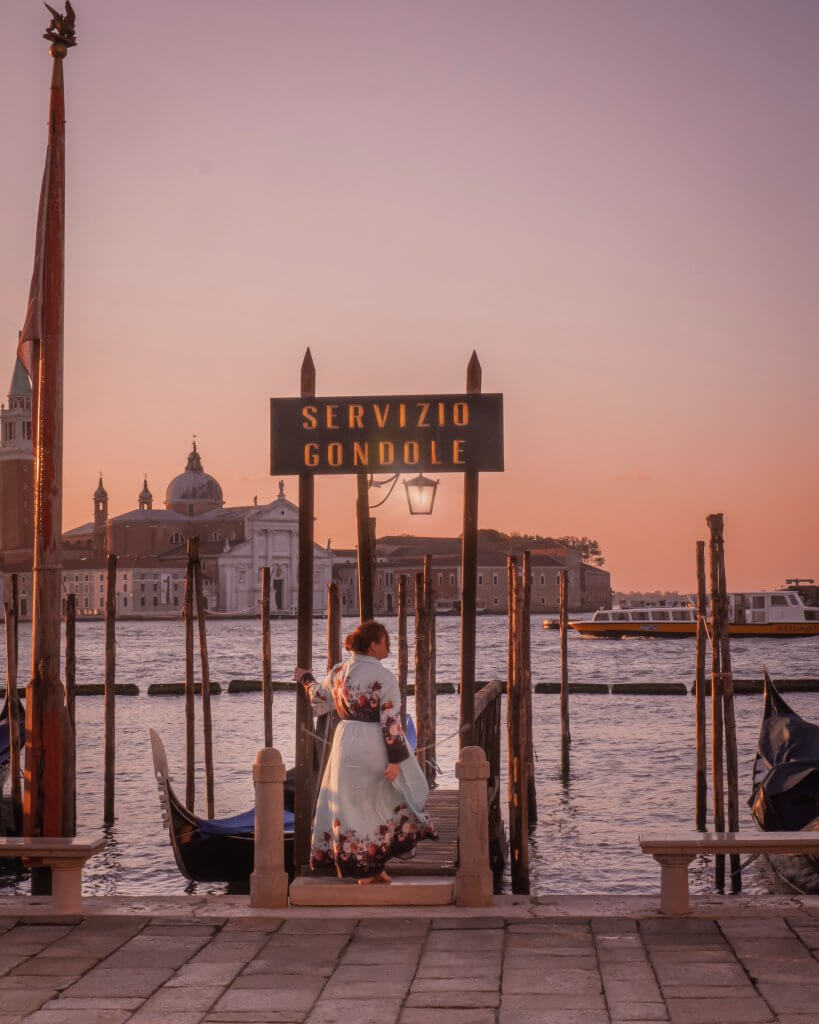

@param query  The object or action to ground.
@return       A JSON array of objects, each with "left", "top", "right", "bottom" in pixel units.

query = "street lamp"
[{"left": 403, "top": 473, "right": 439, "bottom": 515}]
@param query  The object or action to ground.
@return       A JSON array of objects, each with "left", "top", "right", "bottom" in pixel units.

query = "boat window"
[
  {"left": 787, "top": 594, "right": 798, "bottom": 605},
  {"left": 632, "top": 612, "right": 649, "bottom": 621},
  {"left": 671, "top": 610, "right": 690, "bottom": 621},
  {"left": 612, "top": 612, "right": 628, "bottom": 621},
  {"left": 653, "top": 611, "right": 670, "bottom": 621},
  {"left": 770, "top": 595, "right": 787, "bottom": 606},
  {"left": 595, "top": 613, "right": 611, "bottom": 621},
  {"left": 753, "top": 596, "right": 765, "bottom": 609},
  {"left": 806, "top": 610, "right": 819, "bottom": 620}
]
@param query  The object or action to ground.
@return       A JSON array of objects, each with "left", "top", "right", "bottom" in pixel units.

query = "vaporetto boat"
[{"left": 552, "top": 591, "right": 819, "bottom": 639}]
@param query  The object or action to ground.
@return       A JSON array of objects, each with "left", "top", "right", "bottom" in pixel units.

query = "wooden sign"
[{"left": 270, "top": 394, "right": 504, "bottom": 475}]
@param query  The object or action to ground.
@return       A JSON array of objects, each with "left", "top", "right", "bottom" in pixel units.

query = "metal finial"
[{"left": 44, "top": 2, "right": 77, "bottom": 52}]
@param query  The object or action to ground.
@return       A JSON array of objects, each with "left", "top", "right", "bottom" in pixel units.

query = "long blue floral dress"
[{"left": 301, "top": 653, "right": 437, "bottom": 879}]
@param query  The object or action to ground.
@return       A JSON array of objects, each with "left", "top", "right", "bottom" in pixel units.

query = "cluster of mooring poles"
[{"left": 693, "top": 513, "right": 741, "bottom": 893}]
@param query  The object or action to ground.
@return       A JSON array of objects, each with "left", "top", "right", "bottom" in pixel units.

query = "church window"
[
  {"left": 209, "top": 531, "right": 221, "bottom": 542},
  {"left": 169, "top": 532, "right": 183, "bottom": 545},
  {"left": 153, "top": 597, "right": 158, "bottom": 607},
  {"left": 174, "top": 597, "right": 179, "bottom": 607},
  {"left": 140, "top": 597, "right": 145, "bottom": 607},
  {"left": 123, "top": 598, "right": 128, "bottom": 608}
]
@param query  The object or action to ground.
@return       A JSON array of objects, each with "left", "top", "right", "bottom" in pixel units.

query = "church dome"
[{"left": 165, "top": 442, "right": 224, "bottom": 515}]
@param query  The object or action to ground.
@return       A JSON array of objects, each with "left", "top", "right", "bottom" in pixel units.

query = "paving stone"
[
  {"left": 432, "top": 917, "right": 504, "bottom": 929},
  {"left": 340, "top": 941, "right": 422, "bottom": 966},
  {"left": 214, "top": 985, "right": 317, "bottom": 1012},
  {"left": 230, "top": 973, "right": 325, "bottom": 996},
  {"left": 167, "top": 961, "right": 246, "bottom": 987},
  {"left": 719, "top": 918, "right": 794, "bottom": 938},
  {"left": 40, "top": 997, "right": 144, "bottom": 1010},
  {"left": 730, "top": 938, "right": 810, "bottom": 959},
  {"left": 192, "top": 942, "right": 266, "bottom": 964},
  {"left": 24, "top": 1011, "right": 132, "bottom": 1024},
  {"left": 0, "top": 988, "right": 56, "bottom": 1012},
  {"left": 653, "top": 961, "right": 749, "bottom": 986},
  {"left": 410, "top": 975, "right": 500, "bottom": 993},
  {"left": 416, "top": 962, "right": 500, "bottom": 981},
  {"left": 127, "top": 1013, "right": 206, "bottom": 1024},
  {"left": 221, "top": 919, "right": 284, "bottom": 932},
  {"left": 598, "top": 946, "right": 651, "bottom": 963},
  {"left": 10, "top": 955, "right": 97, "bottom": 975},
  {"left": 74, "top": 916, "right": 145, "bottom": 932},
  {"left": 608, "top": 1003, "right": 668, "bottom": 1021},
  {"left": 205, "top": 1015, "right": 306, "bottom": 1024},
  {"left": 243, "top": 955, "right": 336, "bottom": 977},
  {"left": 639, "top": 934, "right": 729, "bottom": 950},
  {"left": 511, "top": 954, "right": 598, "bottom": 972},
  {"left": 641, "top": 919, "right": 720, "bottom": 936},
  {"left": 756, "top": 982, "right": 819, "bottom": 1013},
  {"left": 591, "top": 917, "right": 639, "bottom": 934},
  {"left": 499, "top": 998, "right": 609, "bottom": 1024},
  {"left": 138, "top": 984, "right": 224, "bottom": 1011},
  {"left": 103, "top": 934, "right": 209, "bottom": 969},
  {"left": 426, "top": 929, "right": 504, "bottom": 951},
  {"left": 307, "top": 998, "right": 402, "bottom": 1024},
  {"left": 142, "top": 925, "right": 217, "bottom": 938},
  {"left": 401, "top": 1010, "right": 496, "bottom": 1024},
  {"left": 278, "top": 918, "right": 356, "bottom": 935},
  {"left": 0, "top": 956, "right": 30, "bottom": 978},
  {"left": 355, "top": 918, "right": 430, "bottom": 939},
  {"left": 259, "top": 933, "right": 350, "bottom": 959},
  {"left": 504, "top": 965, "right": 603, "bottom": 996},
  {"left": 63, "top": 966, "right": 173, "bottom": 998},
  {"left": 740, "top": 956, "right": 819, "bottom": 983},
  {"left": 320, "top": 964, "right": 412, "bottom": 999},
  {"left": 786, "top": 926, "right": 819, "bottom": 949},
  {"left": 648, "top": 949, "right": 738, "bottom": 965},
  {"left": 601, "top": 962, "right": 659, "bottom": 982},
  {"left": 0, "top": 974, "right": 76, "bottom": 991},
  {"left": 665, "top": 996, "right": 773, "bottom": 1023},
  {"left": 506, "top": 933, "right": 592, "bottom": 953},
  {"left": 405, "top": 989, "right": 501, "bottom": 1008},
  {"left": 605, "top": 979, "right": 663, "bottom": 1002},
  {"left": 663, "top": 983, "right": 759, "bottom": 999}
]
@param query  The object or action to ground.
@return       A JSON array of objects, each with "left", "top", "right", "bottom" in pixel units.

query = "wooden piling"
[
  {"left": 184, "top": 540, "right": 196, "bottom": 811},
  {"left": 4, "top": 598, "right": 22, "bottom": 833},
  {"left": 64, "top": 592, "right": 76, "bottom": 835},
  {"left": 507, "top": 560, "right": 529, "bottom": 894},
  {"left": 559, "top": 569, "right": 570, "bottom": 779},
  {"left": 193, "top": 545, "right": 215, "bottom": 819},
  {"left": 694, "top": 541, "right": 707, "bottom": 832},
  {"left": 708, "top": 514, "right": 741, "bottom": 892},
  {"left": 356, "top": 472, "right": 374, "bottom": 622},
  {"left": 397, "top": 575, "right": 409, "bottom": 728},
  {"left": 327, "top": 580, "right": 341, "bottom": 671},
  {"left": 459, "top": 352, "right": 481, "bottom": 748},
  {"left": 103, "top": 552, "right": 117, "bottom": 825},
  {"left": 706, "top": 518, "right": 726, "bottom": 892},
  {"left": 295, "top": 349, "right": 316, "bottom": 869},
  {"left": 414, "top": 572, "right": 432, "bottom": 783},
  {"left": 423, "top": 555, "right": 436, "bottom": 785},
  {"left": 260, "top": 567, "right": 273, "bottom": 748},
  {"left": 521, "top": 551, "right": 537, "bottom": 823}
]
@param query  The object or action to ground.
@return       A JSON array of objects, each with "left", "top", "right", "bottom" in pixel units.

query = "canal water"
[{"left": 2, "top": 616, "right": 818, "bottom": 897}]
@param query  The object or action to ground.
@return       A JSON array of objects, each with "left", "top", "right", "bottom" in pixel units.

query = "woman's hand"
[
  {"left": 384, "top": 763, "right": 399, "bottom": 783},
  {"left": 292, "top": 667, "right": 313, "bottom": 684}
]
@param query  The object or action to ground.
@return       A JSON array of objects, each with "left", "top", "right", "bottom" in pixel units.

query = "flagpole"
[{"left": 22, "top": 6, "right": 78, "bottom": 868}]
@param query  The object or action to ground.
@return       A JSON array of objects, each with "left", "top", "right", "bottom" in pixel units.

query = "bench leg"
[
  {"left": 50, "top": 862, "right": 83, "bottom": 914},
  {"left": 654, "top": 855, "right": 694, "bottom": 915}
]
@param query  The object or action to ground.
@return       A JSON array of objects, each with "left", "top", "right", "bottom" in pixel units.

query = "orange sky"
[{"left": 2, "top": 1, "right": 818, "bottom": 592}]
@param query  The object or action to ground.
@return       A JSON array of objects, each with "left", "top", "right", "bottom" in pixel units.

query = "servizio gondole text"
[{"left": 269, "top": 394, "right": 504, "bottom": 476}]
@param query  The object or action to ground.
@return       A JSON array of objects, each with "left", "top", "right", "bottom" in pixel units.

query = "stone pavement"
[{"left": 1, "top": 901, "right": 819, "bottom": 1024}]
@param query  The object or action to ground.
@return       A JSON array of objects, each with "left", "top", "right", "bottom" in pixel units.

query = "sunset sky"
[{"left": 2, "top": 1, "right": 817, "bottom": 592}]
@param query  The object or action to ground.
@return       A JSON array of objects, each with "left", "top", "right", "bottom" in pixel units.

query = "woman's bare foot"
[{"left": 357, "top": 871, "right": 392, "bottom": 885}]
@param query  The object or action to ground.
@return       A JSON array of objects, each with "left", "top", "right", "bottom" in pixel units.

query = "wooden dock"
[{"left": 390, "top": 789, "right": 458, "bottom": 876}]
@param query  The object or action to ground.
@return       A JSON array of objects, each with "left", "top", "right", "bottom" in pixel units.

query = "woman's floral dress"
[{"left": 301, "top": 653, "right": 437, "bottom": 879}]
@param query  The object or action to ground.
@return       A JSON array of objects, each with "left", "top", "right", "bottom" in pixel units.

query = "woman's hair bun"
[{"left": 344, "top": 619, "right": 388, "bottom": 653}]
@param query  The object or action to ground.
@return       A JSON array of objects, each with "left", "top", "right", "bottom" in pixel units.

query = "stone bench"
[
  {"left": 0, "top": 836, "right": 105, "bottom": 913},
  {"left": 640, "top": 831, "right": 819, "bottom": 915}
]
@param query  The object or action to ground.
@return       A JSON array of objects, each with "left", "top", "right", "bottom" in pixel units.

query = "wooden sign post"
[{"left": 271, "top": 350, "right": 504, "bottom": 869}]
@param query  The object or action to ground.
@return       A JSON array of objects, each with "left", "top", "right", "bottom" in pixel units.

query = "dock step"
[{"left": 289, "top": 875, "right": 455, "bottom": 907}]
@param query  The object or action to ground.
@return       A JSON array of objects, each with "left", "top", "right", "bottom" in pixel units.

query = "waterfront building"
[{"left": 0, "top": 360, "right": 34, "bottom": 562}]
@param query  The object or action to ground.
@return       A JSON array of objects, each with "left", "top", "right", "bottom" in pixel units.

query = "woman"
[{"left": 293, "top": 619, "right": 436, "bottom": 884}]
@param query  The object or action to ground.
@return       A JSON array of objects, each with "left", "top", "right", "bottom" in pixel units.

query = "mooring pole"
[
  {"left": 21, "top": 9, "right": 77, "bottom": 877},
  {"left": 559, "top": 569, "right": 570, "bottom": 779},
  {"left": 295, "top": 349, "right": 316, "bottom": 869},
  {"left": 4, "top": 598, "right": 22, "bottom": 834},
  {"left": 103, "top": 553, "right": 117, "bottom": 825},
  {"left": 694, "top": 541, "right": 707, "bottom": 832},
  {"left": 707, "top": 516, "right": 726, "bottom": 892},
  {"left": 423, "top": 555, "right": 436, "bottom": 785},
  {"left": 184, "top": 540, "right": 196, "bottom": 811},
  {"left": 521, "top": 551, "right": 536, "bottom": 822},
  {"left": 414, "top": 572, "right": 431, "bottom": 782},
  {"left": 459, "top": 351, "right": 481, "bottom": 749},
  {"left": 261, "top": 567, "right": 273, "bottom": 747},
  {"left": 193, "top": 546, "right": 215, "bottom": 819},
  {"left": 356, "top": 473, "right": 374, "bottom": 621},
  {"left": 397, "top": 575, "right": 409, "bottom": 728},
  {"left": 64, "top": 591, "right": 76, "bottom": 835}
]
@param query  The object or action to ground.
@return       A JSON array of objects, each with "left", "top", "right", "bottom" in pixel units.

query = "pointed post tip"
[
  {"left": 300, "top": 349, "right": 316, "bottom": 397},
  {"left": 466, "top": 351, "right": 482, "bottom": 394}
]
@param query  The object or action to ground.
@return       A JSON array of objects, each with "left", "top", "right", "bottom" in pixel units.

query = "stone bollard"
[
  {"left": 250, "top": 747, "right": 289, "bottom": 908},
  {"left": 455, "top": 745, "right": 494, "bottom": 907}
]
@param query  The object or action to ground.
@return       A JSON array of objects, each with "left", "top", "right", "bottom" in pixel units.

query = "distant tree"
[{"left": 557, "top": 536, "right": 605, "bottom": 567}]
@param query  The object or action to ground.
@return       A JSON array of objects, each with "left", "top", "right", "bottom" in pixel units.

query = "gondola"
[
  {"left": 0, "top": 692, "right": 24, "bottom": 771},
  {"left": 749, "top": 671, "right": 819, "bottom": 891},
  {"left": 149, "top": 729, "right": 296, "bottom": 884}
]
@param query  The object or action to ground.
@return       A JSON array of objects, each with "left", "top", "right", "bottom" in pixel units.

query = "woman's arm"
[
  {"left": 378, "top": 668, "right": 410, "bottom": 767},
  {"left": 293, "top": 666, "right": 334, "bottom": 714}
]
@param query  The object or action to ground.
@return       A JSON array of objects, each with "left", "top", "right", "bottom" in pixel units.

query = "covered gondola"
[
  {"left": 149, "top": 729, "right": 295, "bottom": 885},
  {"left": 749, "top": 671, "right": 819, "bottom": 888}
]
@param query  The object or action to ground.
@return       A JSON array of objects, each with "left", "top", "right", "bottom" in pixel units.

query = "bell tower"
[
  {"left": 0, "top": 358, "right": 35, "bottom": 560},
  {"left": 93, "top": 476, "right": 108, "bottom": 557}
]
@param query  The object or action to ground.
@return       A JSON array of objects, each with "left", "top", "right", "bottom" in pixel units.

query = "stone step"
[{"left": 289, "top": 875, "right": 455, "bottom": 907}]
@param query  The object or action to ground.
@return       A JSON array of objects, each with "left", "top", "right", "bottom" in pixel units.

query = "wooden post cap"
[
  {"left": 456, "top": 745, "right": 490, "bottom": 781},
  {"left": 253, "top": 747, "right": 286, "bottom": 783}
]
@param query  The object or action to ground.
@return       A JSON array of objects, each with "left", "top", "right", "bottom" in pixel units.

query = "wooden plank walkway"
[{"left": 389, "top": 788, "right": 457, "bottom": 876}]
